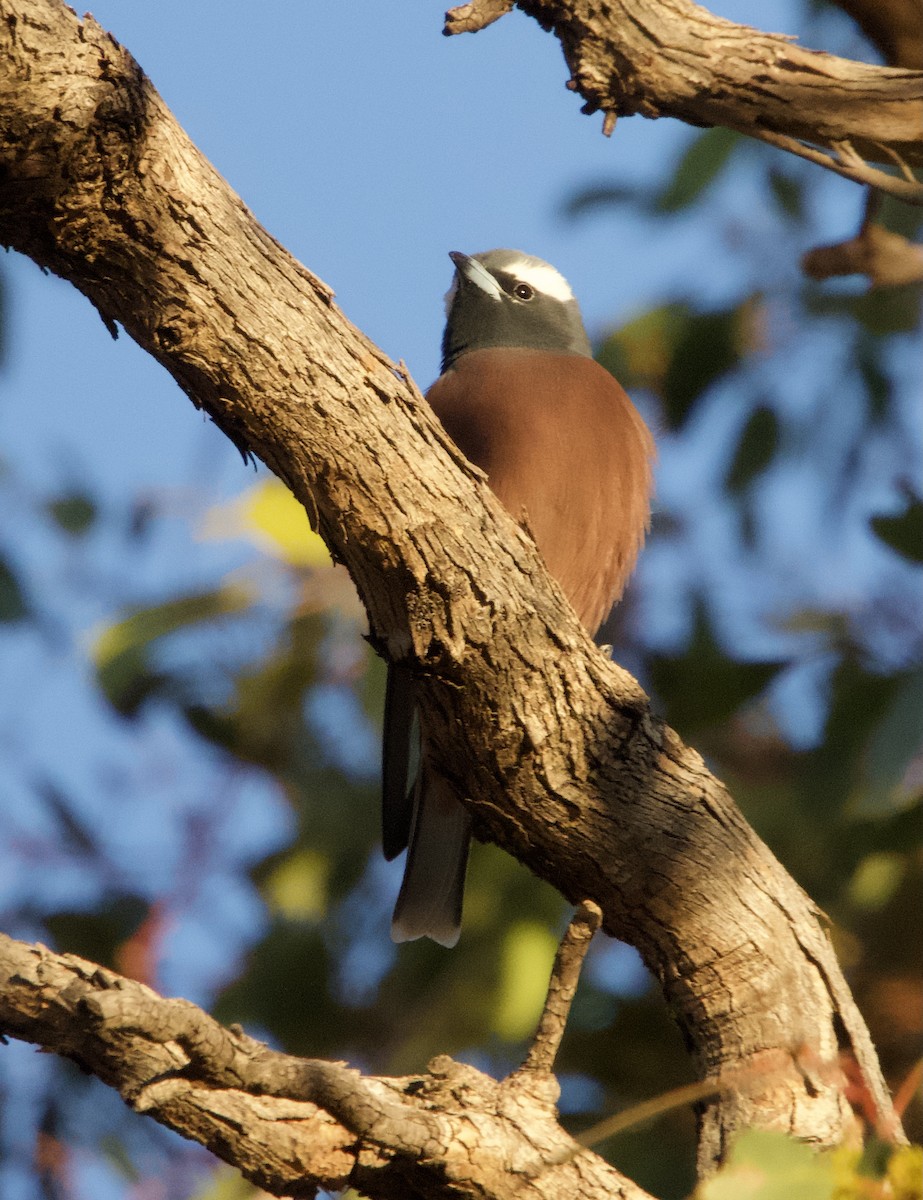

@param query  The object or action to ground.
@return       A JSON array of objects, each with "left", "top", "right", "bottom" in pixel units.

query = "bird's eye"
[{"left": 513, "top": 282, "right": 535, "bottom": 301}]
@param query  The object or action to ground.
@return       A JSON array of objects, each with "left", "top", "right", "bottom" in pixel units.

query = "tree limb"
[
  {"left": 0, "top": 0, "right": 905, "bottom": 1183},
  {"left": 445, "top": 0, "right": 923, "bottom": 201},
  {"left": 0, "top": 933, "right": 654, "bottom": 1200}
]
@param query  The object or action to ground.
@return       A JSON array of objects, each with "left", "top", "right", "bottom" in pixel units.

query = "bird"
[{"left": 382, "top": 249, "right": 655, "bottom": 947}]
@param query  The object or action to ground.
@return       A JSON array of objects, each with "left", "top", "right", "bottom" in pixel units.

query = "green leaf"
[
  {"left": 188, "top": 1167, "right": 263, "bottom": 1200},
  {"left": 856, "top": 336, "right": 891, "bottom": 423},
  {"left": 886, "top": 1144, "right": 923, "bottom": 1198},
  {"left": 870, "top": 495, "right": 923, "bottom": 564},
  {"left": 562, "top": 182, "right": 649, "bottom": 219},
  {"left": 766, "top": 167, "right": 806, "bottom": 225},
  {"left": 847, "top": 851, "right": 906, "bottom": 911},
  {"left": 876, "top": 195, "right": 923, "bottom": 240},
  {"left": 491, "top": 920, "right": 558, "bottom": 1041},
  {"left": 265, "top": 847, "right": 330, "bottom": 920},
  {"left": 803, "top": 658, "right": 912, "bottom": 819},
  {"left": 207, "top": 609, "right": 324, "bottom": 767},
  {"left": 0, "top": 555, "right": 28, "bottom": 622},
  {"left": 662, "top": 304, "right": 748, "bottom": 428},
  {"left": 596, "top": 303, "right": 689, "bottom": 394},
  {"left": 655, "top": 127, "right": 740, "bottom": 213},
  {"left": 726, "top": 405, "right": 780, "bottom": 494},
  {"left": 47, "top": 492, "right": 97, "bottom": 536},
  {"left": 214, "top": 919, "right": 335, "bottom": 1057},
  {"left": 598, "top": 299, "right": 754, "bottom": 429}
]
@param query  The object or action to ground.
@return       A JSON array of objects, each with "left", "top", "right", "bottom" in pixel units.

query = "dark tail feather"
[
  {"left": 391, "top": 766, "right": 471, "bottom": 948},
  {"left": 382, "top": 662, "right": 416, "bottom": 860}
]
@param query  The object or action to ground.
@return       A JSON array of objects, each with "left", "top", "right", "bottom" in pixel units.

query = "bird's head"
[{"left": 441, "top": 249, "right": 593, "bottom": 372}]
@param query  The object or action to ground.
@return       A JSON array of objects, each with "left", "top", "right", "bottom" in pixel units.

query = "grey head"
[{"left": 441, "top": 249, "right": 593, "bottom": 372}]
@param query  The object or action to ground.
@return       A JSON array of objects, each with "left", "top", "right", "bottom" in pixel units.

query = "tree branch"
[
  {"left": 520, "top": 900, "right": 602, "bottom": 1075},
  {"left": 445, "top": 0, "right": 923, "bottom": 202},
  {"left": 0, "top": 0, "right": 905, "bottom": 1182},
  {"left": 0, "top": 933, "right": 654, "bottom": 1200},
  {"left": 445, "top": 0, "right": 514, "bottom": 34}
]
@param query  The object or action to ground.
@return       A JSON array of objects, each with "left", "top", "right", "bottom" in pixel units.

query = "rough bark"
[
  {"left": 0, "top": 0, "right": 905, "bottom": 1191},
  {"left": 446, "top": 0, "right": 923, "bottom": 200},
  {"left": 0, "top": 934, "right": 651, "bottom": 1200}
]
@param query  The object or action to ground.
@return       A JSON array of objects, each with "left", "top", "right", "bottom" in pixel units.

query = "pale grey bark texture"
[
  {"left": 0, "top": 1, "right": 910, "bottom": 1196},
  {"left": 0, "top": 934, "right": 653, "bottom": 1199}
]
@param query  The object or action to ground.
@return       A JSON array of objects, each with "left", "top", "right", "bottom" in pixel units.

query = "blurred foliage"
[
  {"left": 2, "top": 33, "right": 923, "bottom": 1200},
  {"left": 871, "top": 492, "right": 923, "bottom": 564},
  {"left": 47, "top": 491, "right": 97, "bottom": 537},
  {"left": 697, "top": 1132, "right": 923, "bottom": 1200},
  {"left": 0, "top": 553, "right": 29, "bottom": 621},
  {"left": 94, "top": 584, "right": 255, "bottom": 716},
  {"left": 596, "top": 298, "right": 759, "bottom": 430}
]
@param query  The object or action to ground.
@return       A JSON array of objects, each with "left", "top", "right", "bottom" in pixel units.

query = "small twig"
[
  {"left": 893, "top": 1058, "right": 923, "bottom": 1120},
  {"left": 873, "top": 141, "right": 918, "bottom": 184},
  {"left": 748, "top": 128, "right": 923, "bottom": 205},
  {"left": 521, "top": 900, "right": 602, "bottom": 1075},
  {"left": 801, "top": 181, "right": 923, "bottom": 287},
  {"left": 578, "top": 1078, "right": 729, "bottom": 1147},
  {"left": 444, "top": 0, "right": 514, "bottom": 35}
]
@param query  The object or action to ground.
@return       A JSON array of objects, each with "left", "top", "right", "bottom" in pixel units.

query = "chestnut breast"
[{"left": 426, "top": 347, "right": 654, "bottom": 635}]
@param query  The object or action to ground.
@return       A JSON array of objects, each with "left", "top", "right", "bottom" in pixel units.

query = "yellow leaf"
[
  {"left": 266, "top": 848, "right": 329, "bottom": 920},
  {"left": 888, "top": 1144, "right": 923, "bottom": 1200},
  {"left": 847, "top": 852, "right": 906, "bottom": 912},
  {"left": 202, "top": 479, "right": 330, "bottom": 568},
  {"left": 492, "top": 920, "right": 557, "bottom": 1042}
]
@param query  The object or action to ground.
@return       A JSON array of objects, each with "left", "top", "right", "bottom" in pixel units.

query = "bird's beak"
[{"left": 449, "top": 251, "right": 502, "bottom": 301}]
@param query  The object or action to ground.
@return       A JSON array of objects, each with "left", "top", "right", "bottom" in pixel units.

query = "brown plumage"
[
  {"left": 384, "top": 250, "right": 655, "bottom": 947},
  {"left": 429, "top": 348, "right": 653, "bottom": 631}
]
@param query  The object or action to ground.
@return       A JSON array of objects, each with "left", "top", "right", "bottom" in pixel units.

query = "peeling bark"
[{"left": 0, "top": 0, "right": 906, "bottom": 1190}]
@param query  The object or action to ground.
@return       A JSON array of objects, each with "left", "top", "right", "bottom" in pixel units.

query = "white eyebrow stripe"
[{"left": 503, "top": 258, "right": 575, "bottom": 303}]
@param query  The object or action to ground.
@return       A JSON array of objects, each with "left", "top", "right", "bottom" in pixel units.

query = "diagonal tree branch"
[
  {"left": 0, "top": 0, "right": 905, "bottom": 1182},
  {"left": 445, "top": 0, "right": 923, "bottom": 201}
]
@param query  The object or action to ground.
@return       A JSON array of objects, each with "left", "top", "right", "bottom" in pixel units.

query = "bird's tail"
[{"left": 391, "top": 766, "right": 472, "bottom": 948}]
